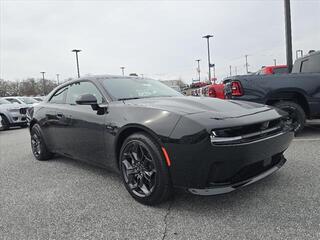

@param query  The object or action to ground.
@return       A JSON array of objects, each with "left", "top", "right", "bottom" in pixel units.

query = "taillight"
[
  {"left": 208, "top": 88, "right": 216, "bottom": 97},
  {"left": 231, "top": 81, "right": 243, "bottom": 96}
]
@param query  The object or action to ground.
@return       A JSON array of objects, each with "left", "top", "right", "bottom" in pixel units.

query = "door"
[
  {"left": 44, "top": 85, "right": 69, "bottom": 152},
  {"left": 61, "top": 81, "right": 107, "bottom": 163}
]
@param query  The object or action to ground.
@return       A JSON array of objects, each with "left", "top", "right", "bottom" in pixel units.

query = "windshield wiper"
[{"left": 117, "top": 97, "right": 142, "bottom": 101}]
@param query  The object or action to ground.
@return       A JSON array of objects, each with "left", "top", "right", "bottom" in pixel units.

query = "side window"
[
  {"left": 300, "top": 60, "right": 309, "bottom": 73},
  {"left": 66, "top": 81, "right": 105, "bottom": 105},
  {"left": 49, "top": 86, "right": 68, "bottom": 104},
  {"left": 6, "top": 98, "right": 21, "bottom": 104},
  {"left": 306, "top": 55, "right": 320, "bottom": 73}
]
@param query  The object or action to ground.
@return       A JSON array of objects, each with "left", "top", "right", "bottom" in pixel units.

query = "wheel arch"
[
  {"left": 29, "top": 119, "right": 38, "bottom": 130},
  {"left": 265, "top": 90, "right": 310, "bottom": 117},
  {"left": 114, "top": 124, "right": 164, "bottom": 169},
  {"left": 0, "top": 112, "right": 10, "bottom": 128},
  {"left": 0, "top": 112, "right": 9, "bottom": 120}
]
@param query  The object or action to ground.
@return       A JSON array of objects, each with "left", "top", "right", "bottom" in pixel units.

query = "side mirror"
[
  {"left": 75, "top": 94, "right": 108, "bottom": 115},
  {"left": 76, "top": 94, "right": 97, "bottom": 105}
]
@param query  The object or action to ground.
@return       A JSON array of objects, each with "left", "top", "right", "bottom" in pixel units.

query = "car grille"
[
  {"left": 19, "top": 108, "right": 27, "bottom": 114},
  {"left": 229, "top": 153, "right": 283, "bottom": 184},
  {"left": 210, "top": 118, "right": 287, "bottom": 145},
  {"left": 207, "top": 153, "right": 284, "bottom": 185}
]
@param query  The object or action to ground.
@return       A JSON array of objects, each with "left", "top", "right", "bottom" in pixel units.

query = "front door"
[{"left": 62, "top": 81, "right": 107, "bottom": 163}]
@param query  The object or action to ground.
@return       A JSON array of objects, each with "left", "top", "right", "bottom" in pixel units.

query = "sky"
[{"left": 0, "top": 0, "right": 319, "bottom": 83}]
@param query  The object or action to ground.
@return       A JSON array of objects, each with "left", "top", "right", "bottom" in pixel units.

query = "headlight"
[{"left": 210, "top": 118, "right": 286, "bottom": 145}]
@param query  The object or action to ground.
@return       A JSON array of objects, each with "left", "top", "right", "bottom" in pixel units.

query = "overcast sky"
[{"left": 1, "top": 0, "right": 319, "bottom": 83}]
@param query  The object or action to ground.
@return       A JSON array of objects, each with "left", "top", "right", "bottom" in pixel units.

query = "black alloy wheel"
[
  {"left": 119, "top": 133, "right": 172, "bottom": 205},
  {"left": 30, "top": 124, "right": 53, "bottom": 161},
  {"left": 31, "top": 132, "right": 42, "bottom": 157},
  {"left": 121, "top": 141, "right": 157, "bottom": 197}
]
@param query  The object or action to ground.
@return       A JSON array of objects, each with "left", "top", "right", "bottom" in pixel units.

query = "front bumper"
[
  {"left": 188, "top": 155, "right": 286, "bottom": 195},
  {"left": 7, "top": 112, "right": 27, "bottom": 126},
  {"left": 166, "top": 129, "right": 294, "bottom": 192}
]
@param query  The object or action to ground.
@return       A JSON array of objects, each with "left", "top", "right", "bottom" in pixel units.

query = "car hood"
[
  {"left": 124, "top": 96, "right": 276, "bottom": 116},
  {"left": 0, "top": 103, "right": 25, "bottom": 110},
  {"left": 123, "top": 97, "right": 286, "bottom": 129}
]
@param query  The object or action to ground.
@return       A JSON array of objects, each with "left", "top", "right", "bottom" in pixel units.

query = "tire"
[
  {"left": 30, "top": 124, "right": 53, "bottom": 161},
  {"left": 274, "top": 101, "right": 306, "bottom": 134},
  {"left": 0, "top": 115, "right": 9, "bottom": 131},
  {"left": 119, "top": 133, "right": 172, "bottom": 205}
]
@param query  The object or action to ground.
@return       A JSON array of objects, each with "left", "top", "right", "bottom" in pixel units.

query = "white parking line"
[{"left": 293, "top": 138, "right": 320, "bottom": 142}]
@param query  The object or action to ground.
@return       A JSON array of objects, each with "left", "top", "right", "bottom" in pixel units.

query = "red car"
[
  {"left": 207, "top": 84, "right": 225, "bottom": 99},
  {"left": 257, "top": 65, "right": 288, "bottom": 75},
  {"left": 195, "top": 84, "right": 225, "bottom": 99}
]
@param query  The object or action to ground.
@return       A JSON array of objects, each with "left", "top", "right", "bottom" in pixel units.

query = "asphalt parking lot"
[{"left": 1, "top": 123, "right": 320, "bottom": 240}]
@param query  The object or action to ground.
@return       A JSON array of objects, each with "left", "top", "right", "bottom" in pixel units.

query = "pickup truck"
[{"left": 224, "top": 50, "right": 320, "bottom": 133}]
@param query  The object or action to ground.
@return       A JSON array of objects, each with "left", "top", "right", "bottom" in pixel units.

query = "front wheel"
[
  {"left": 119, "top": 133, "right": 172, "bottom": 205},
  {"left": 31, "top": 124, "right": 53, "bottom": 161},
  {"left": 0, "top": 115, "right": 9, "bottom": 131},
  {"left": 274, "top": 101, "right": 306, "bottom": 134}
]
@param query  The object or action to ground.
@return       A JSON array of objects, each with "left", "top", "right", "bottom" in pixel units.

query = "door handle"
[{"left": 56, "top": 113, "right": 64, "bottom": 119}]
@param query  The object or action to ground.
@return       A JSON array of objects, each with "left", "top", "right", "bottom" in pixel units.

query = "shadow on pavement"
[{"left": 297, "top": 120, "right": 320, "bottom": 138}]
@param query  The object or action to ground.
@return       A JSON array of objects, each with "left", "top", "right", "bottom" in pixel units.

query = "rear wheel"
[
  {"left": 274, "top": 101, "right": 306, "bottom": 134},
  {"left": 31, "top": 124, "right": 53, "bottom": 160},
  {"left": 119, "top": 133, "right": 172, "bottom": 205}
]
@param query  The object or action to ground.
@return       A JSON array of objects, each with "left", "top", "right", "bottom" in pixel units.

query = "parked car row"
[
  {"left": 191, "top": 84, "right": 225, "bottom": 99},
  {"left": 0, "top": 96, "right": 45, "bottom": 131}
]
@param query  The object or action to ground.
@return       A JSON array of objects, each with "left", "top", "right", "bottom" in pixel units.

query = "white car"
[
  {"left": 0, "top": 98, "right": 28, "bottom": 130},
  {"left": 3, "top": 96, "right": 40, "bottom": 107}
]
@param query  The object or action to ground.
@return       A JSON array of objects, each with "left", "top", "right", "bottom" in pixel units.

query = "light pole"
[
  {"left": 202, "top": 35, "right": 213, "bottom": 82},
  {"left": 195, "top": 59, "right": 201, "bottom": 82},
  {"left": 245, "top": 55, "right": 249, "bottom": 74},
  {"left": 120, "top": 67, "right": 125, "bottom": 76},
  {"left": 56, "top": 74, "right": 60, "bottom": 85},
  {"left": 40, "top": 71, "right": 46, "bottom": 95},
  {"left": 72, "top": 49, "right": 81, "bottom": 78},
  {"left": 284, "top": 0, "right": 293, "bottom": 72},
  {"left": 274, "top": 59, "right": 277, "bottom": 66}
]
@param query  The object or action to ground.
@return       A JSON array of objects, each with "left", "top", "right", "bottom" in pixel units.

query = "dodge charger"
[{"left": 29, "top": 75, "right": 294, "bottom": 205}]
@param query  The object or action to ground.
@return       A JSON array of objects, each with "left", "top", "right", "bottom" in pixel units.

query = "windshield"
[
  {"left": 0, "top": 98, "right": 11, "bottom": 105},
  {"left": 19, "top": 97, "right": 38, "bottom": 104},
  {"left": 101, "top": 77, "right": 183, "bottom": 100}
]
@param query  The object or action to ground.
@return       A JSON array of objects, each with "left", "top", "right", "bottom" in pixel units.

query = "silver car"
[
  {"left": 3, "top": 96, "right": 40, "bottom": 107},
  {"left": 0, "top": 98, "right": 28, "bottom": 130}
]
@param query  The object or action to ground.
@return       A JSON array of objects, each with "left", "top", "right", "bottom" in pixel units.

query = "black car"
[{"left": 29, "top": 76, "right": 294, "bottom": 205}]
